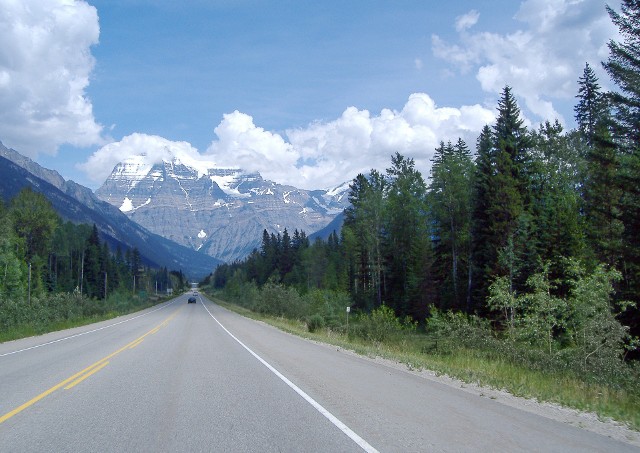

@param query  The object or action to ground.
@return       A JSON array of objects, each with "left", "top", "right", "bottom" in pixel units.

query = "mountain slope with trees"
[{"left": 0, "top": 150, "right": 221, "bottom": 278}]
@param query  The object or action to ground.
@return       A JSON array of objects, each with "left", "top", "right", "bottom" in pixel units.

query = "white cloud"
[
  {"left": 78, "top": 133, "right": 207, "bottom": 183},
  {"left": 205, "top": 110, "right": 298, "bottom": 177},
  {"left": 82, "top": 94, "right": 495, "bottom": 190},
  {"left": 414, "top": 58, "right": 424, "bottom": 70},
  {"left": 431, "top": 0, "right": 618, "bottom": 124},
  {"left": 455, "top": 10, "right": 480, "bottom": 32},
  {"left": 0, "top": 0, "right": 103, "bottom": 156}
]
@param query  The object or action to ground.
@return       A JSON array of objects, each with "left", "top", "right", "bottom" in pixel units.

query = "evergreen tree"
[
  {"left": 584, "top": 123, "right": 624, "bottom": 268},
  {"left": 529, "top": 122, "right": 586, "bottom": 291},
  {"left": 429, "top": 139, "right": 474, "bottom": 310},
  {"left": 603, "top": 0, "right": 640, "bottom": 332},
  {"left": 471, "top": 87, "right": 532, "bottom": 315},
  {"left": 575, "top": 62, "right": 608, "bottom": 147},
  {"left": 279, "top": 228, "right": 293, "bottom": 278},
  {"left": 470, "top": 125, "right": 495, "bottom": 311},
  {"left": 384, "top": 153, "right": 433, "bottom": 319},
  {"left": 343, "top": 171, "right": 386, "bottom": 310},
  {"left": 83, "top": 224, "right": 102, "bottom": 298},
  {"left": 603, "top": 1, "right": 640, "bottom": 145}
]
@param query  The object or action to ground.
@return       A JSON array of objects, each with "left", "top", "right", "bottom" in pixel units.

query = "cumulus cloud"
[
  {"left": 286, "top": 93, "right": 494, "bottom": 188},
  {"left": 82, "top": 94, "right": 494, "bottom": 190},
  {"left": 455, "top": 10, "right": 480, "bottom": 32},
  {"left": 205, "top": 110, "right": 298, "bottom": 176},
  {"left": 431, "top": 0, "right": 618, "bottom": 124},
  {"left": 78, "top": 133, "right": 206, "bottom": 183},
  {"left": 0, "top": 0, "right": 103, "bottom": 156}
]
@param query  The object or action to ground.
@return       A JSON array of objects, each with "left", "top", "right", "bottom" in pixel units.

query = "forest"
[
  {"left": 0, "top": 187, "right": 188, "bottom": 340},
  {"left": 206, "top": 1, "right": 640, "bottom": 392}
]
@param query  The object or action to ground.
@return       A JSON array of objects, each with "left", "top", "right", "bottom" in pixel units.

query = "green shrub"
[
  {"left": 255, "top": 281, "right": 307, "bottom": 319},
  {"left": 307, "top": 314, "right": 325, "bottom": 332},
  {"left": 304, "top": 289, "right": 351, "bottom": 328},
  {"left": 426, "top": 307, "right": 494, "bottom": 353},
  {"left": 352, "top": 305, "right": 413, "bottom": 343}
]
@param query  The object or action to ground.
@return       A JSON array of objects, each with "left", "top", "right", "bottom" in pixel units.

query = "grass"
[{"left": 211, "top": 296, "right": 640, "bottom": 431}]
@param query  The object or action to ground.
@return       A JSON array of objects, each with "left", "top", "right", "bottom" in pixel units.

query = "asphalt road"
[{"left": 0, "top": 294, "right": 637, "bottom": 452}]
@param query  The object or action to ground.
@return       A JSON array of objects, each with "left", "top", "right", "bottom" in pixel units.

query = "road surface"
[{"left": 1, "top": 294, "right": 637, "bottom": 452}]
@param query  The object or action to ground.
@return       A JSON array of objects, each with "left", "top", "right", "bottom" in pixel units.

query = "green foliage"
[
  {"left": 484, "top": 260, "right": 637, "bottom": 386},
  {"left": 0, "top": 188, "right": 185, "bottom": 341},
  {"left": 0, "top": 288, "right": 159, "bottom": 341},
  {"left": 306, "top": 314, "right": 325, "bottom": 333},
  {"left": 304, "top": 288, "right": 350, "bottom": 328},
  {"left": 574, "top": 62, "right": 608, "bottom": 147},
  {"left": 563, "top": 261, "right": 636, "bottom": 379},
  {"left": 255, "top": 280, "right": 307, "bottom": 319},
  {"left": 351, "top": 305, "right": 416, "bottom": 343},
  {"left": 10, "top": 188, "right": 59, "bottom": 262},
  {"left": 429, "top": 139, "right": 474, "bottom": 311},
  {"left": 426, "top": 307, "right": 493, "bottom": 353}
]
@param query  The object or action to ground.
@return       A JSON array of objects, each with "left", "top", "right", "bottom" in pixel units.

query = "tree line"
[
  {"left": 209, "top": 2, "right": 640, "bottom": 354},
  {"left": 0, "top": 187, "right": 187, "bottom": 335}
]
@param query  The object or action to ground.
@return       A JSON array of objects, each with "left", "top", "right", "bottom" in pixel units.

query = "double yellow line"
[{"left": 0, "top": 308, "right": 181, "bottom": 424}]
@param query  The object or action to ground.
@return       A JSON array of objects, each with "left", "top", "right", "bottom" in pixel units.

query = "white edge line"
[
  {"left": 200, "top": 300, "right": 379, "bottom": 453},
  {"left": 0, "top": 299, "right": 177, "bottom": 358}
]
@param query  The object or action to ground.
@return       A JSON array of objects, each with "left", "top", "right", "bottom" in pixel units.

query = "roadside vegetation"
[
  {"left": 0, "top": 188, "right": 188, "bottom": 343},
  {"left": 203, "top": 3, "right": 640, "bottom": 431}
]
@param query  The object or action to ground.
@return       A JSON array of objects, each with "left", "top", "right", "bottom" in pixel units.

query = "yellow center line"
[
  {"left": 128, "top": 338, "right": 145, "bottom": 349},
  {"left": 0, "top": 306, "right": 182, "bottom": 424},
  {"left": 64, "top": 361, "right": 110, "bottom": 390}
]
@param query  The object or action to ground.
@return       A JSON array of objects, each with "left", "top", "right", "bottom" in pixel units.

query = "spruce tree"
[
  {"left": 575, "top": 62, "right": 608, "bottom": 147},
  {"left": 602, "top": 0, "right": 640, "bottom": 327},
  {"left": 384, "top": 153, "right": 432, "bottom": 319},
  {"left": 470, "top": 87, "right": 532, "bottom": 315},
  {"left": 429, "top": 139, "right": 474, "bottom": 311},
  {"left": 470, "top": 125, "right": 495, "bottom": 311}
]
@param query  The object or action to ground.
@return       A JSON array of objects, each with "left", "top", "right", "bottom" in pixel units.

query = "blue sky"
[{"left": 0, "top": 0, "right": 619, "bottom": 190}]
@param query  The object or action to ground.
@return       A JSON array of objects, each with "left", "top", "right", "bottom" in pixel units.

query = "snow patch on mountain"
[
  {"left": 210, "top": 173, "right": 250, "bottom": 198},
  {"left": 120, "top": 196, "right": 151, "bottom": 212},
  {"left": 120, "top": 197, "right": 133, "bottom": 212}
]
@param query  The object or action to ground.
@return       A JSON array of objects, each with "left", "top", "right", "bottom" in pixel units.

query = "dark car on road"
[{"left": 188, "top": 296, "right": 196, "bottom": 303}]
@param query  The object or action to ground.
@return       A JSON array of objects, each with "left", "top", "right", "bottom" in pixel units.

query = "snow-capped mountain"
[
  {"left": 95, "top": 155, "right": 350, "bottom": 262},
  {"left": 0, "top": 142, "right": 221, "bottom": 278}
]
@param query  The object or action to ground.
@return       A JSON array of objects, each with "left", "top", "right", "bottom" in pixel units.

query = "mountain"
[
  {"left": 95, "top": 155, "right": 350, "bottom": 262},
  {"left": 0, "top": 143, "right": 221, "bottom": 279},
  {"left": 308, "top": 211, "right": 345, "bottom": 242}
]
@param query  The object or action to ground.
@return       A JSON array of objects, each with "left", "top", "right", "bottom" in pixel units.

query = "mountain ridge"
[
  {"left": 0, "top": 142, "right": 221, "bottom": 279},
  {"left": 95, "top": 155, "right": 350, "bottom": 262}
]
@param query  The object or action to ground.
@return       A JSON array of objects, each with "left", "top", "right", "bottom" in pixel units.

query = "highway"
[{"left": 1, "top": 293, "right": 637, "bottom": 452}]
